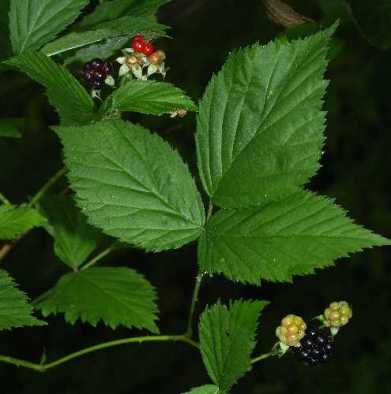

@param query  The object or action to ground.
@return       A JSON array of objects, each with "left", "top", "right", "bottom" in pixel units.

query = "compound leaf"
[
  {"left": 104, "top": 80, "right": 196, "bottom": 116},
  {"left": 0, "top": 205, "right": 44, "bottom": 240},
  {"left": 198, "top": 191, "right": 391, "bottom": 285},
  {"left": 42, "top": 16, "right": 168, "bottom": 57},
  {"left": 36, "top": 267, "right": 159, "bottom": 332},
  {"left": 199, "top": 300, "right": 267, "bottom": 392},
  {"left": 0, "top": 269, "right": 45, "bottom": 330},
  {"left": 78, "top": 0, "right": 169, "bottom": 28},
  {"left": 40, "top": 195, "right": 100, "bottom": 269},
  {"left": 9, "top": 0, "right": 89, "bottom": 54},
  {"left": 56, "top": 120, "right": 205, "bottom": 252},
  {"left": 196, "top": 26, "right": 336, "bottom": 208},
  {"left": 7, "top": 50, "right": 95, "bottom": 125}
]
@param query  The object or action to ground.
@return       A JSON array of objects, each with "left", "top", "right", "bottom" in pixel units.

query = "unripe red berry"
[
  {"left": 142, "top": 41, "right": 156, "bottom": 56},
  {"left": 132, "top": 33, "right": 145, "bottom": 43},
  {"left": 132, "top": 39, "right": 146, "bottom": 53}
]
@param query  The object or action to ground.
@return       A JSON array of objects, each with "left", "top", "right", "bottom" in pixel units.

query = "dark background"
[{"left": 0, "top": 0, "right": 390, "bottom": 393}]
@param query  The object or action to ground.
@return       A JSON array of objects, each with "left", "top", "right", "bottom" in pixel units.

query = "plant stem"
[
  {"left": 184, "top": 201, "right": 213, "bottom": 338},
  {"left": 28, "top": 167, "right": 66, "bottom": 208},
  {"left": 31, "top": 290, "right": 50, "bottom": 305},
  {"left": 186, "top": 273, "right": 204, "bottom": 338},
  {"left": 251, "top": 350, "right": 278, "bottom": 365},
  {"left": 0, "top": 192, "right": 11, "bottom": 205},
  {"left": 207, "top": 201, "right": 213, "bottom": 221},
  {"left": 0, "top": 168, "right": 67, "bottom": 263},
  {"left": 81, "top": 244, "right": 117, "bottom": 271},
  {"left": 0, "top": 334, "right": 199, "bottom": 372},
  {"left": 0, "top": 235, "right": 21, "bottom": 262}
]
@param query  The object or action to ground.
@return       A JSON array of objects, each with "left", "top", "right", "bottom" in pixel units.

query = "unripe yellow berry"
[
  {"left": 276, "top": 314, "right": 306, "bottom": 347},
  {"left": 148, "top": 50, "right": 166, "bottom": 65},
  {"left": 324, "top": 301, "right": 352, "bottom": 328},
  {"left": 125, "top": 55, "right": 139, "bottom": 66}
]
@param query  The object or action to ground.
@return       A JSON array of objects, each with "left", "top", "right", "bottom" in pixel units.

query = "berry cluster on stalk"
[
  {"left": 116, "top": 34, "right": 167, "bottom": 80},
  {"left": 82, "top": 59, "right": 113, "bottom": 90},
  {"left": 272, "top": 301, "right": 352, "bottom": 367},
  {"left": 293, "top": 327, "right": 335, "bottom": 366}
]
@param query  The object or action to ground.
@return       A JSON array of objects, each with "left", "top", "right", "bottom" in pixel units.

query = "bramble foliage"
[
  {"left": 0, "top": 1, "right": 389, "bottom": 392},
  {"left": 199, "top": 301, "right": 268, "bottom": 392},
  {"left": 36, "top": 267, "right": 159, "bottom": 332},
  {"left": 0, "top": 205, "right": 44, "bottom": 240},
  {"left": 0, "top": 269, "right": 45, "bottom": 330}
]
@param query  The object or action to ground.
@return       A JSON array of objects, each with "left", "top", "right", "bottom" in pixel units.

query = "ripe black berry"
[
  {"left": 293, "top": 328, "right": 335, "bottom": 366},
  {"left": 82, "top": 58, "right": 112, "bottom": 89}
]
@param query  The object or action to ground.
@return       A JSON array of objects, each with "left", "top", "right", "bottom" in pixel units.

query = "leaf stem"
[
  {"left": 0, "top": 334, "right": 199, "bottom": 372},
  {"left": 186, "top": 273, "right": 204, "bottom": 338},
  {"left": 207, "top": 201, "right": 213, "bottom": 221},
  {"left": 184, "top": 201, "right": 213, "bottom": 338},
  {"left": 0, "top": 192, "right": 11, "bottom": 205},
  {"left": 251, "top": 350, "right": 279, "bottom": 365},
  {"left": 0, "top": 167, "right": 67, "bottom": 263},
  {"left": 28, "top": 167, "right": 66, "bottom": 207},
  {"left": 31, "top": 289, "right": 51, "bottom": 306},
  {"left": 81, "top": 244, "right": 118, "bottom": 271}
]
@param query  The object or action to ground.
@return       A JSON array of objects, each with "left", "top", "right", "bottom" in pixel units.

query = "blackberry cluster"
[
  {"left": 293, "top": 328, "right": 334, "bottom": 366},
  {"left": 82, "top": 59, "right": 112, "bottom": 89}
]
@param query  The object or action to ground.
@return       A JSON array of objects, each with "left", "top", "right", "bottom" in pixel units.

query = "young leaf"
[
  {"left": 183, "top": 386, "right": 219, "bottom": 394},
  {"left": 196, "top": 26, "right": 335, "bottom": 208},
  {"left": 0, "top": 118, "right": 24, "bottom": 138},
  {"left": 40, "top": 196, "right": 100, "bottom": 269},
  {"left": 77, "top": 0, "right": 170, "bottom": 29},
  {"left": 199, "top": 300, "right": 267, "bottom": 392},
  {"left": 0, "top": 205, "right": 44, "bottom": 240},
  {"left": 56, "top": 120, "right": 205, "bottom": 252},
  {"left": 0, "top": 269, "right": 46, "bottom": 330},
  {"left": 7, "top": 51, "right": 95, "bottom": 125},
  {"left": 36, "top": 267, "right": 159, "bottom": 332},
  {"left": 42, "top": 17, "right": 168, "bottom": 57},
  {"left": 198, "top": 191, "right": 391, "bottom": 285},
  {"left": 104, "top": 80, "right": 197, "bottom": 116},
  {"left": 9, "top": 0, "right": 89, "bottom": 54}
]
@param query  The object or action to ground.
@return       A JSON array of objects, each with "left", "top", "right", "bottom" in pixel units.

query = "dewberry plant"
[{"left": 0, "top": 1, "right": 389, "bottom": 393}]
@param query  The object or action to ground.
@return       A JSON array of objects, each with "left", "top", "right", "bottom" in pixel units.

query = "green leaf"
[
  {"left": 64, "top": 36, "right": 130, "bottom": 65},
  {"left": 56, "top": 120, "right": 205, "bottom": 252},
  {"left": 7, "top": 50, "right": 95, "bottom": 126},
  {"left": 9, "top": 0, "right": 89, "bottom": 54},
  {"left": 36, "top": 267, "right": 159, "bottom": 332},
  {"left": 196, "top": 26, "right": 336, "bottom": 208},
  {"left": 0, "top": 118, "right": 24, "bottom": 138},
  {"left": 199, "top": 191, "right": 391, "bottom": 285},
  {"left": 0, "top": 269, "right": 46, "bottom": 330},
  {"left": 183, "top": 386, "right": 219, "bottom": 394},
  {"left": 199, "top": 300, "right": 267, "bottom": 392},
  {"left": 78, "top": 0, "right": 169, "bottom": 28},
  {"left": 0, "top": 205, "right": 44, "bottom": 240},
  {"left": 349, "top": 0, "right": 391, "bottom": 49},
  {"left": 42, "top": 16, "right": 168, "bottom": 57},
  {"left": 40, "top": 196, "right": 100, "bottom": 269},
  {"left": 104, "top": 80, "right": 197, "bottom": 116}
]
